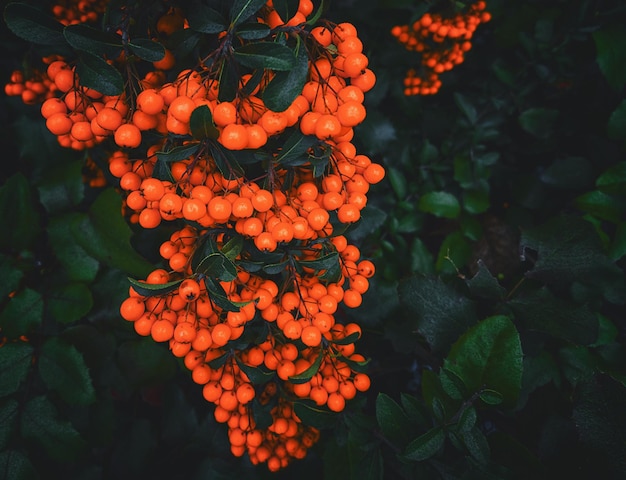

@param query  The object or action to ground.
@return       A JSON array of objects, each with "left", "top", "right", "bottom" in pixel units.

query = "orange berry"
[{"left": 114, "top": 123, "right": 142, "bottom": 148}]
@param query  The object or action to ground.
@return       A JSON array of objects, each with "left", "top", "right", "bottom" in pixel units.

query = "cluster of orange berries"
[
  {"left": 391, "top": 1, "right": 491, "bottom": 95},
  {"left": 119, "top": 225, "right": 373, "bottom": 470},
  {"left": 6, "top": 0, "right": 383, "bottom": 471},
  {"left": 4, "top": 64, "right": 58, "bottom": 105},
  {"left": 51, "top": 0, "right": 107, "bottom": 25}
]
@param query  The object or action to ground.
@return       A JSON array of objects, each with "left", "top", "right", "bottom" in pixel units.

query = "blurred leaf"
[
  {"left": 47, "top": 282, "right": 93, "bottom": 325},
  {"left": 540, "top": 156, "right": 594, "bottom": 190},
  {"left": 462, "top": 187, "right": 490, "bottom": 214},
  {"left": 418, "top": 191, "right": 460, "bottom": 219},
  {"left": 572, "top": 375, "right": 626, "bottom": 477},
  {"left": 229, "top": 0, "right": 266, "bottom": 26},
  {"left": 356, "top": 110, "right": 396, "bottom": 156},
  {"left": 518, "top": 108, "right": 559, "bottom": 138},
  {"left": 0, "top": 398, "right": 18, "bottom": 450},
  {"left": 117, "top": 338, "right": 178, "bottom": 388},
  {"left": 0, "top": 254, "right": 23, "bottom": 299},
  {"left": 559, "top": 345, "right": 596, "bottom": 385},
  {"left": 398, "top": 275, "right": 477, "bottom": 353},
  {"left": 410, "top": 237, "right": 435, "bottom": 275},
  {"left": 454, "top": 92, "right": 478, "bottom": 124},
  {"left": 187, "top": 2, "right": 227, "bottom": 33},
  {"left": 0, "top": 450, "right": 39, "bottom": 480},
  {"left": 3, "top": 2, "right": 65, "bottom": 45},
  {"left": 607, "top": 100, "right": 626, "bottom": 143},
  {"left": 73, "top": 188, "right": 153, "bottom": 278},
  {"left": 128, "top": 38, "right": 165, "bottom": 62},
  {"left": 233, "top": 42, "right": 296, "bottom": 71},
  {"left": 436, "top": 231, "right": 473, "bottom": 274},
  {"left": 444, "top": 315, "right": 522, "bottom": 407},
  {"left": 39, "top": 337, "right": 96, "bottom": 405},
  {"left": 190, "top": 105, "right": 219, "bottom": 140},
  {"left": 508, "top": 287, "right": 599, "bottom": 345},
  {"left": 0, "top": 288, "right": 43, "bottom": 339},
  {"left": 21, "top": 395, "right": 86, "bottom": 461},
  {"left": 76, "top": 52, "right": 124, "bottom": 96},
  {"left": 609, "top": 222, "right": 626, "bottom": 260},
  {"left": 460, "top": 426, "right": 490, "bottom": 464},
  {"left": 36, "top": 159, "right": 84, "bottom": 213},
  {"left": 595, "top": 161, "right": 626, "bottom": 195},
  {"left": 375, "top": 393, "right": 412, "bottom": 446},
  {"left": 479, "top": 389, "right": 504, "bottom": 405},
  {"left": 0, "top": 343, "right": 33, "bottom": 397},
  {"left": 456, "top": 405, "right": 477, "bottom": 433},
  {"left": 47, "top": 214, "right": 99, "bottom": 282},
  {"left": 64, "top": 24, "right": 123, "bottom": 57},
  {"left": 593, "top": 25, "right": 626, "bottom": 91},
  {"left": 263, "top": 43, "right": 309, "bottom": 111},
  {"left": 402, "top": 427, "right": 445, "bottom": 461},
  {"left": 0, "top": 173, "right": 41, "bottom": 251}
]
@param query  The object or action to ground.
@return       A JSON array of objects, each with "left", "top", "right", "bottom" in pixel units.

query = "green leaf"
[
  {"left": 456, "top": 405, "right": 477, "bottom": 433},
  {"left": 540, "top": 156, "right": 594, "bottom": 190},
  {"left": 262, "top": 43, "right": 309, "bottom": 111},
  {"left": 508, "top": 287, "right": 599, "bottom": 345},
  {"left": 39, "top": 337, "right": 96, "bottom": 405},
  {"left": 0, "top": 288, "right": 43, "bottom": 339},
  {"left": 229, "top": 0, "right": 267, "bottom": 27},
  {"left": 439, "top": 367, "right": 466, "bottom": 400},
  {"left": 73, "top": 188, "right": 153, "bottom": 278},
  {"left": 272, "top": 0, "right": 300, "bottom": 23},
  {"left": 0, "top": 173, "right": 41, "bottom": 251},
  {"left": 0, "top": 399, "right": 19, "bottom": 450},
  {"left": 288, "top": 350, "right": 323, "bottom": 384},
  {"left": 518, "top": 108, "right": 559, "bottom": 139},
  {"left": 520, "top": 215, "right": 624, "bottom": 295},
  {"left": 156, "top": 143, "right": 201, "bottom": 163},
  {"left": 189, "top": 105, "right": 219, "bottom": 140},
  {"left": 0, "top": 450, "right": 39, "bottom": 480},
  {"left": 233, "top": 42, "right": 296, "bottom": 71},
  {"left": 403, "top": 427, "right": 445, "bottom": 461},
  {"left": 375, "top": 393, "right": 412, "bottom": 446},
  {"left": 3, "top": 2, "right": 65, "bottom": 45},
  {"left": 47, "top": 282, "right": 93, "bottom": 325},
  {"left": 572, "top": 375, "right": 626, "bottom": 477},
  {"left": 127, "top": 277, "right": 183, "bottom": 297},
  {"left": 0, "top": 254, "right": 23, "bottom": 299},
  {"left": 235, "top": 22, "right": 271, "bottom": 40},
  {"left": 593, "top": 26, "right": 626, "bottom": 91},
  {"left": 465, "top": 260, "right": 505, "bottom": 300},
  {"left": 21, "top": 395, "right": 86, "bottom": 461},
  {"left": 595, "top": 161, "right": 626, "bottom": 195},
  {"left": 460, "top": 426, "right": 490, "bottom": 464},
  {"left": 575, "top": 190, "right": 626, "bottom": 223},
  {"left": 36, "top": 159, "right": 85, "bottom": 213},
  {"left": 418, "top": 191, "right": 461, "bottom": 219},
  {"left": 117, "top": 338, "right": 178, "bottom": 388},
  {"left": 187, "top": 3, "right": 227, "bottom": 33},
  {"left": 444, "top": 315, "right": 522, "bottom": 407},
  {"left": 398, "top": 275, "right": 478, "bottom": 353},
  {"left": 196, "top": 252, "right": 238, "bottom": 281},
  {"left": 0, "top": 343, "right": 33, "bottom": 397},
  {"left": 607, "top": 100, "right": 626, "bottom": 143},
  {"left": 221, "top": 235, "right": 244, "bottom": 261},
  {"left": 236, "top": 360, "right": 274, "bottom": 385},
  {"left": 479, "top": 389, "right": 504, "bottom": 405},
  {"left": 63, "top": 24, "right": 123, "bottom": 57},
  {"left": 454, "top": 92, "right": 477, "bottom": 124},
  {"left": 609, "top": 222, "right": 626, "bottom": 260},
  {"left": 47, "top": 214, "right": 99, "bottom": 282},
  {"left": 275, "top": 129, "right": 318, "bottom": 164},
  {"left": 76, "top": 52, "right": 124, "bottom": 96},
  {"left": 462, "top": 187, "right": 490, "bottom": 214},
  {"left": 297, "top": 252, "right": 339, "bottom": 274},
  {"left": 293, "top": 401, "right": 336, "bottom": 428},
  {"left": 203, "top": 277, "right": 249, "bottom": 312},
  {"left": 128, "top": 38, "right": 165, "bottom": 62}
]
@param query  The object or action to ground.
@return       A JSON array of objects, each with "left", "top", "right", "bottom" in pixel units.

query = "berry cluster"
[
  {"left": 391, "top": 1, "right": 491, "bottom": 95},
  {"left": 5, "top": 0, "right": 383, "bottom": 471}
]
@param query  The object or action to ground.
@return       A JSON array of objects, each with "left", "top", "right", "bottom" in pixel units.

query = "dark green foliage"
[{"left": 1, "top": 0, "right": 625, "bottom": 479}]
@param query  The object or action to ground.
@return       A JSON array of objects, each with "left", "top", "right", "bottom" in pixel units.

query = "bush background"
[{"left": 1, "top": 0, "right": 625, "bottom": 479}]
